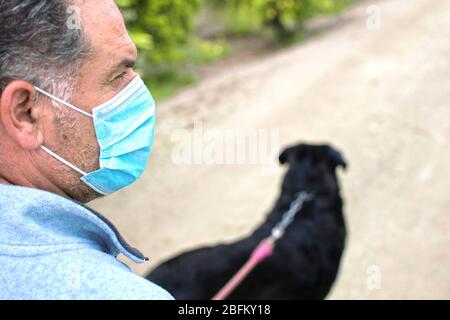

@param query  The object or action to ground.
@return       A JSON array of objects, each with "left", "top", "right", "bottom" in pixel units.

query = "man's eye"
[{"left": 115, "top": 72, "right": 127, "bottom": 81}]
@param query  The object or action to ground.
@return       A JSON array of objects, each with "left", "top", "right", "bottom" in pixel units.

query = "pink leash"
[
  {"left": 212, "top": 238, "right": 275, "bottom": 300},
  {"left": 211, "top": 191, "right": 313, "bottom": 300}
]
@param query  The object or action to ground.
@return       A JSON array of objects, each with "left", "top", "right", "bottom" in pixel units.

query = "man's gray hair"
[{"left": 0, "top": 0, "right": 91, "bottom": 105}]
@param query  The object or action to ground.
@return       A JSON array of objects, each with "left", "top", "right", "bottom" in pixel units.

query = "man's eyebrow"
[
  {"left": 121, "top": 59, "right": 136, "bottom": 68},
  {"left": 106, "top": 58, "right": 136, "bottom": 78}
]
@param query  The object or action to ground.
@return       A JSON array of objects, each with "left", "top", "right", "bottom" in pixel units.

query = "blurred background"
[
  {"left": 116, "top": 0, "right": 351, "bottom": 100},
  {"left": 92, "top": 0, "right": 450, "bottom": 299}
]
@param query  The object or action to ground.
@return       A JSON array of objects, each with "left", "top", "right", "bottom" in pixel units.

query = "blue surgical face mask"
[{"left": 35, "top": 75, "right": 156, "bottom": 195}]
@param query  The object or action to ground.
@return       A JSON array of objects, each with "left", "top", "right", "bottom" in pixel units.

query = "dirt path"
[{"left": 92, "top": 0, "right": 450, "bottom": 299}]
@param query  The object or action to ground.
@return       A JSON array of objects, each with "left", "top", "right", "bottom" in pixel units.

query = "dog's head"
[{"left": 279, "top": 143, "right": 347, "bottom": 194}]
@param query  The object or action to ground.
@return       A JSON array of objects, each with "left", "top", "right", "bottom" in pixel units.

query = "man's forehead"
[{"left": 77, "top": 0, "right": 135, "bottom": 55}]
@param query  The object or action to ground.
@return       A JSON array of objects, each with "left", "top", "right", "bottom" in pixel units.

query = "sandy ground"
[{"left": 91, "top": 0, "right": 450, "bottom": 299}]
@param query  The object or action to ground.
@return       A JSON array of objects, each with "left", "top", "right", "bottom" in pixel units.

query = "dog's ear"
[
  {"left": 279, "top": 143, "right": 347, "bottom": 170},
  {"left": 279, "top": 147, "right": 292, "bottom": 165},
  {"left": 324, "top": 145, "right": 347, "bottom": 170},
  {"left": 279, "top": 144, "right": 307, "bottom": 165}
]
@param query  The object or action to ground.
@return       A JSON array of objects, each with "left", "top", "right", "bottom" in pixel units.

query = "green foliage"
[
  {"left": 209, "top": 0, "right": 350, "bottom": 41},
  {"left": 116, "top": 0, "right": 350, "bottom": 100},
  {"left": 117, "top": 0, "right": 229, "bottom": 100},
  {"left": 263, "top": 0, "right": 350, "bottom": 40},
  {"left": 117, "top": 0, "right": 202, "bottom": 64},
  {"left": 208, "top": 0, "right": 266, "bottom": 36}
]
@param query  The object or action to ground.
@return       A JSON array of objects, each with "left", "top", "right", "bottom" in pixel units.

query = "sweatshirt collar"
[{"left": 0, "top": 185, "right": 148, "bottom": 264}]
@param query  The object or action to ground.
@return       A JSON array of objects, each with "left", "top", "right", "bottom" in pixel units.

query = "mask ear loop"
[
  {"left": 41, "top": 146, "right": 88, "bottom": 176},
  {"left": 34, "top": 86, "right": 92, "bottom": 176},
  {"left": 34, "top": 87, "right": 94, "bottom": 118}
]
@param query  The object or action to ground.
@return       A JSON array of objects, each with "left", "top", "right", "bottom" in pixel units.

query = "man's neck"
[
  {"left": 0, "top": 178, "right": 11, "bottom": 185},
  {"left": 0, "top": 176, "right": 12, "bottom": 185}
]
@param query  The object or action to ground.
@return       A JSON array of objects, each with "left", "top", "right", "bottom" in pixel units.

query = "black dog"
[{"left": 146, "top": 143, "right": 347, "bottom": 299}]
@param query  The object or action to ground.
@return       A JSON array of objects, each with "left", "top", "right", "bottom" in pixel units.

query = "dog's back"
[{"left": 147, "top": 143, "right": 347, "bottom": 299}]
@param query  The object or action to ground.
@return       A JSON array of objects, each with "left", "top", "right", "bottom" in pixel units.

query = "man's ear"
[{"left": 0, "top": 80, "right": 44, "bottom": 150}]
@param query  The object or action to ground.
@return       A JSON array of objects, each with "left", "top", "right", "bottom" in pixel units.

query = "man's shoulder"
[
  {"left": 0, "top": 185, "right": 173, "bottom": 300},
  {"left": 55, "top": 249, "right": 174, "bottom": 300},
  {"left": 0, "top": 248, "right": 173, "bottom": 300}
]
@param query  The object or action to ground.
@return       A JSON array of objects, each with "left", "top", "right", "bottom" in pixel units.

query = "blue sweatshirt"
[{"left": 0, "top": 185, "right": 173, "bottom": 300}]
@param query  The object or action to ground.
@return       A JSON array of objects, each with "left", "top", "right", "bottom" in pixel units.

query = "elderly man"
[{"left": 0, "top": 0, "right": 173, "bottom": 299}]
